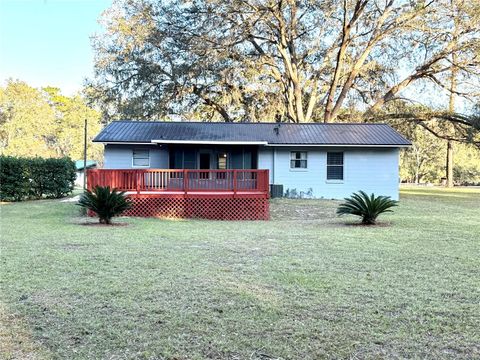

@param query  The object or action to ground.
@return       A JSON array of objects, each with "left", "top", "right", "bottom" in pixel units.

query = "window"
[
  {"left": 327, "top": 152, "right": 344, "bottom": 180},
  {"left": 290, "top": 151, "right": 307, "bottom": 169},
  {"left": 170, "top": 149, "right": 197, "bottom": 169},
  {"left": 231, "top": 150, "right": 243, "bottom": 169},
  {"left": 170, "top": 149, "right": 182, "bottom": 169},
  {"left": 132, "top": 149, "right": 150, "bottom": 167},
  {"left": 183, "top": 149, "right": 196, "bottom": 169},
  {"left": 217, "top": 153, "right": 228, "bottom": 170}
]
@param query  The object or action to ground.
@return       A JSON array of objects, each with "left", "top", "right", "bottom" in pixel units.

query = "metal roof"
[
  {"left": 93, "top": 121, "right": 411, "bottom": 147},
  {"left": 75, "top": 160, "right": 97, "bottom": 170}
]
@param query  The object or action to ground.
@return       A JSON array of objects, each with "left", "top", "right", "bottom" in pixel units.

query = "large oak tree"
[{"left": 91, "top": 0, "right": 480, "bottom": 124}]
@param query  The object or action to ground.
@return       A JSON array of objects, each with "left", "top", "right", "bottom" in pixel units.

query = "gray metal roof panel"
[{"left": 93, "top": 121, "right": 411, "bottom": 146}]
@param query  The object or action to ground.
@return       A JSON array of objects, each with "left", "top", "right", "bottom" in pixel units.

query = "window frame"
[
  {"left": 132, "top": 149, "right": 150, "bottom": 168},
  {"left": 217, "top": 152, "right": 228, "bottom": 170},
  {"left": 290, "top": 151, "right": 308, "bottom": 170},
  {"left": 326, "top": 151, "right": 344, "bottom": 182}
]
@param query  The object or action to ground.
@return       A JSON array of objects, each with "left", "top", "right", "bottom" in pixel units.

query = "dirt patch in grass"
[
  {"left": 68, "top": 215, "right": 131, "bottom": 227},
  {"left": 270, "top": 199, "right": 395, "bottom": 228},
  {"left": 80, "top": 222, "right": 129, "bottom": 227},
  {"left": 342, "top": 221, "right": 392, "bottom": 227},
  {"left": 270, "top": 198, "right": 340, "bottom": 221},
  {"left": 70, "top": 217, "right": 130, "bottom": 227}
]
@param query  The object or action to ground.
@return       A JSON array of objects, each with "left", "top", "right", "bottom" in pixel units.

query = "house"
[
  {"left": 89, "top": 121, "right": 410, "bottom": 220},
  {"left": 75, "top": 160, "right": 97, "bottom": 187}
]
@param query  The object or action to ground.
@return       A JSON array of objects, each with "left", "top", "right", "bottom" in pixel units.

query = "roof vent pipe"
[{"left": 274, "top": 124, "right": 281, "bottom": 136}]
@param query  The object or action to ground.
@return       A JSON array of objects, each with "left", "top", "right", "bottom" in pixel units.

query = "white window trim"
[
  {"left": 289, "top": 151, "right": 308, "bottom": 171},
  {"left": 325, "top": 179, "right": 344, "bottom": 184},
  {"left": 132, "top": 149, "right": 150, "bottom": 168},
  {"left": 326, "top": 151, "right": 344, "bottom": 182}
]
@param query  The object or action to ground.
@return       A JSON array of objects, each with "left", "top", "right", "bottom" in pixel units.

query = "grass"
[{"left": 0, "top": 187, "right": 479, "bottom": 359}]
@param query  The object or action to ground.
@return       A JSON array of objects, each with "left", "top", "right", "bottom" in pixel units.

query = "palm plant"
[
  {"left": 337, "top": 191, "right": 398, "bottom": 225},
  {"left": 77, "top": 186, "right": 131, "bottom": 224}
]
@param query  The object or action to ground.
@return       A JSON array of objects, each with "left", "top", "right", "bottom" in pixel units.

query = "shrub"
[
  {"left": 0, "top": 156, "right": 76, "bottom": 201},
  {"left": 42, "top": 158, "right": 76, "bottom": 198},
  {"left": 29, "top": 157, "right": 47, "bottom": 198},
  {"left": 0, "top": 156, "right": 29, "bottom": 201},
  {"left": 337, "top": 191, "right": 398, "bottom": 225},
  {"left": 284, "top": 187, "right": 314, "bottom": 199},
  {"left": 77, "top": 186, "right": 131, "bottom": 224}
]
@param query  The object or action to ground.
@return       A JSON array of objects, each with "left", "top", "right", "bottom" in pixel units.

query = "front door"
[{"left": 199, "top": 153, "right": 211, "bottom": 169}]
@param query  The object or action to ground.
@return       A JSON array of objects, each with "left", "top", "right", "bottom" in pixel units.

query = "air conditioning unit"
[{"left": 270, "top": 184, "right": 284, "bottom": 198}]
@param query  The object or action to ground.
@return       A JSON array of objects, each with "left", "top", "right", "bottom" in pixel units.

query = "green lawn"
[{"left": 1, "top": 187, "right": 479, "bottom": 359}]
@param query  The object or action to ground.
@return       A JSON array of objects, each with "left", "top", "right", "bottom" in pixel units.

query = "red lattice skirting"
[{"left": 90, "top": 194, "right": 270, "bottom": 220}]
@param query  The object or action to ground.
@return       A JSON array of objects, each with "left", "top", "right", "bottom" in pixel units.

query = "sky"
[{"left": 0, "top": 0, "right": 111, "bottom": 95}]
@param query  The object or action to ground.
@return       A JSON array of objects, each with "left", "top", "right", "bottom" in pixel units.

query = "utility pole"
[{"left": 83, "top": 118, "right": 87, "bottom": 191}]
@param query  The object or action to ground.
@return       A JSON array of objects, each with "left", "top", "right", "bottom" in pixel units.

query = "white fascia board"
[
  {"left": 100, "top": 142, "right": 159, "bottom": 145},
  {"left": 266, "top": 143, "right": 411, "bottom": 148},
  {"left": 151, "top": 140, "right": 268, "bottom": 145},
  {"left": 100, "top": 140, "right": 410, "bottom": 148}
]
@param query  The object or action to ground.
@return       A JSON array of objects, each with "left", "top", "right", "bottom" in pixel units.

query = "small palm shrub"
[
  {"left": 77, "top": 186, "right": 131, "bottom": 224},
  {"left": 337, "top": 191, "right": 398, "bottom": 225}
]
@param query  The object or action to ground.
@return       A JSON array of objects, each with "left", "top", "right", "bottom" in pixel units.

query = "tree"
[
  {"left": 453, "top": 143, "right": 480, "bottom": 185},
  {"left": 0, "top": 81, "right": 103, "bottom": 162},
  {"left": 0, "top": 80, "right": 57, "bottom": 157},
  {"left": 363, "top": 110, "right": 480, "bottom": 147},
  {"left": 399, "top": 126, "right": 445, "bottom": 184},
  {"left": 44, "top": 87, "right": 103, "bottom": 161},
  {"left": 91, "top": 0, "right": 480, "bottom": 123}
]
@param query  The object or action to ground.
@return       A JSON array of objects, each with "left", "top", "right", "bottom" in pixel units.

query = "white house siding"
[
  {"left": 258, "top": 146, "right": 400, "bottom": 200},
  {"left": 75, "top": 171, "right": 85, "bottom": 187},
  {"left": 104, "top": 144, "right": 168, "bottom": 169}
]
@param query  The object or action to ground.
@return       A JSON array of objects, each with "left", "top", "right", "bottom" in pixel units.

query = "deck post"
[
  {"left": 233, "top": 169, "right": 237, "bottom": 198},
  {"left": 258, "top": 170, "right": 261, "bottom": 194},
  {"left": 136, "top": 170, "right": 141, "bottom": 195},
  {"left": 86, "top": 169, "right": 91, "bottom": 191},
  {"left": 183, "top": 169, "right": 188, "bottom": 195},
  {"left": 263, "top": 170, "right": 269, "bottom": 194}
]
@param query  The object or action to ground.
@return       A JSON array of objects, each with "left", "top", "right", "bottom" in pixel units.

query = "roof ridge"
[{"left": 110, "top": 120, "right": 389, "bottom": 126}]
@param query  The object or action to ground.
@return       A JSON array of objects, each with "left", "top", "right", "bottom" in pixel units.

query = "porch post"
[
  {"left": 136, "top": 170, "right": 141, "bottom": 195},
  {"left": 183, "top": 169, "right": 188, "bottom": 194},
  {"left": 233, "top": 169, "right": 237, "bottom": 197}
]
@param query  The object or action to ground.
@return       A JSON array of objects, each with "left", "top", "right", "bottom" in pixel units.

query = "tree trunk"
[
  {"left": 445, "top": 9, "right": 458, "bottom": 188},
  {"left": 445, "top": 65, "right": 456, "bottom": 188},
  {"left": 324, "top": 1, "right": 351, "bottom": 123},
  {"left": 446, "top": 140, "right": 454, "bottom": 188}
]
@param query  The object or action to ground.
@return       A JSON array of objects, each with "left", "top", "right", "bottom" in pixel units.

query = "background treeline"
[
  {"left": 398, "top": 124, "right": 480, "bottom": 185},
  {"left": 0, "top": 156, "right": 76, "bottom": 201},
  {"left": 0, "top": 80, "right": 103, "bottom": 162}
]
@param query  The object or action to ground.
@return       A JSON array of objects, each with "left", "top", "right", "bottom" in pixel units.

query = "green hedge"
[{"left": 0, "top": 156, "right": 76, "bottom": 201}]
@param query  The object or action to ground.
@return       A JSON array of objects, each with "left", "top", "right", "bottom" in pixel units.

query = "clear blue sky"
[{"left": 0, "top": 0, "right": 111, "bottom": 95}]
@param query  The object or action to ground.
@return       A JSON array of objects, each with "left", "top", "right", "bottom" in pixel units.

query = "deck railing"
[{"left": 87, "top": 169, "right": 269, "bottom": 194}]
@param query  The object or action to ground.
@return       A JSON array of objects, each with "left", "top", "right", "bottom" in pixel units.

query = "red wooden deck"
[{"left": 87, "top": 169, "right": 269, "bottom": 220}]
